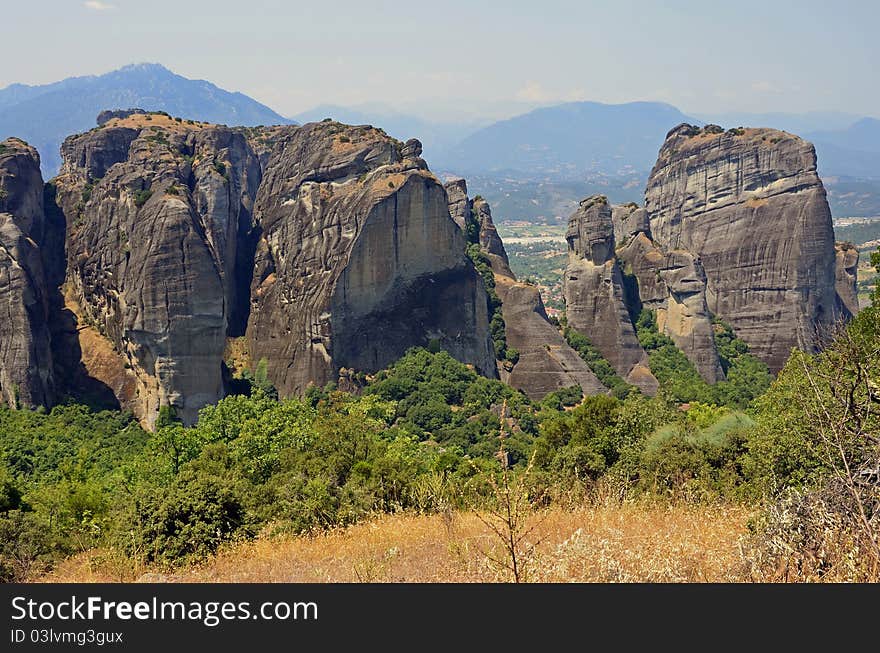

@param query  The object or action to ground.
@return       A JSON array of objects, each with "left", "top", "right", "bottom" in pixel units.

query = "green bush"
[
  {"left": 121, "top": 469, "right": 250, "bottom": 564},
  {"left": 563, "top": 327, "right": 635, "bottom": 398},
  {"left": 133, "top": 189, "right": 153, "bottom": 208}
]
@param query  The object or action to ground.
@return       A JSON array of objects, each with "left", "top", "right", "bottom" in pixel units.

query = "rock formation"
[
  {"left": 1, "top": 110, "right": 856, "bottom": 423},
  {"left": 444, "top": 178, "right": 470, "bottom": 231},
  {"left": 472, "top": 197, "right": 514, "bottom": 278},
  {"left": 645, "top": 124, "right": 846, "bottom": 372},
  {"left": 444, "top": 180, "right": 607, "bottom": 399},
  {"left": 833, "top": 242, "right": 859, "bottom": 316},
  {"left": 46, "top": 114, "right": 501, "bottom": 425},
  {"left": 0, "top": 138, "right": 55, "bottom": 408},
  {"left": 611, "top": 203, "right": 650, "bottom": 247},
  {"left": 246, "top": 124, "right": 496, "bottom": 397},
  {"left": 615, "top": 213, "right": 724, "bottom": 384},
  {"left": 53, "top": 112, "right": 263, "bottom": 427},
  {"left": 563, "top": 196, "right": 657, "bottom": 393}
]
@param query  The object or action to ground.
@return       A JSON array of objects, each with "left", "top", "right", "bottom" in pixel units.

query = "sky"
[{"left": 4, "top": 0, "right": 879, "bottom": 121}]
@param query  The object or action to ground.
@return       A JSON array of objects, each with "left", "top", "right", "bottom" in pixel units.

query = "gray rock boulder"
[
  {"left": 611, "top": 203, "right": 650, "bottom": 246},
  {"left": 444, "top": 178, "right": 470, "bottom": 231}
]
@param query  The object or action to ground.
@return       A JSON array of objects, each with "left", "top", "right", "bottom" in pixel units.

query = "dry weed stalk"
[
  {"left": 798, "top": 322, "right": 880, "bottom": 576},
  {"left": 470, "top": 400, "right": 548, "bottom": 582}
]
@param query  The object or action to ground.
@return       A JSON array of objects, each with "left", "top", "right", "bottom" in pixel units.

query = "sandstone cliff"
[
  {"left": 444, "top": 180, "right": 607, "bottom": 399},
  {"left": 53, "top": 112, "right": 263, "bottom": 427},
  {"left": 246, "top": 124, "right": 496, "bottom": 396},
  {"left": 0, "top": 138, "right": 55, "bottom": 408},
  {"left": 645, "top": 124, "right": 845, "bottom": 372},
  {"left": 564, "top": 196, "right": 657, "bottom": 393}
]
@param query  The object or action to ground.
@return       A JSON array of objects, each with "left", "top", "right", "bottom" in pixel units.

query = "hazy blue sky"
[{"left": 5, "top": 0, "right": 878, "bottom": 120}]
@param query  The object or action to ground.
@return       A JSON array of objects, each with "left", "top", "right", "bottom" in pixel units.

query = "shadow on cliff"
[{"left": 43, "top": 181, "right": 121, "bottom": 412}]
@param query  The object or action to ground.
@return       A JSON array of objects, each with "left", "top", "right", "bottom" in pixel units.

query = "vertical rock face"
[
  {"left": 246, "top": 124, "right": 496, "bottom": 396},
  {"left": 611, "top": 203, "right": 649, "bottom": 247},
  {"left": 444, "top": 177, "right": 470, "bottom": 231},
  {"left": 443, "top": 181, "right": 607, "bottom": 399},
  {"left": 616, "top": 215, "right": 724, "bottom": 384},
  {"left": 472, "top": 197, "right": 514, "bottom": 278},
  {"left": 564, "top": 196, "right": 657, "bottom": 393},
  {"left": 645, "top": 124, "right": 843, "bottom": 372},
  {"left": 0, "top": 138, "right": 55, "bottom": 408},
  {"left": 497, "top": 277, "right": 608, "bottom": 398},
  {"left": 834, "top": 242, "right": 859, "bottom": 316},
  {"left": 53, "top": 113, "right": 262, "bottom": 427}
]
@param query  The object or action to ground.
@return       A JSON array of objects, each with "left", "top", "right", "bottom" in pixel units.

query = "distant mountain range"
[
  {"left": 0, "top": 63, "right": 292, "bottom": 175},
  {"left": 805, "top": 118, "right": 880, "bottom": 179},
  {"left": 433, "top": 101, "right": 696, "bottom": 179},
  {"left": 1, "top": 63, "right": 878, "bottom": 215},
  {"left": 292, "top": 104, "right": 484, "bottom": 162}
]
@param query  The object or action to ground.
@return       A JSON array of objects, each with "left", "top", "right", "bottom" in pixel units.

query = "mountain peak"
[
  {"left": 116, "top": 62, "right": 173, "bottom": 74},
  {"left": 0, "top": 64, "right": 292, "bottom": 176}
]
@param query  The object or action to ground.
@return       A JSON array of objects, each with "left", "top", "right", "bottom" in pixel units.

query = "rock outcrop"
[
  {"left": 246, "top": 124, "right": 496, "bottom": 396},
  {"left": 611, "top": 203, "right": 650, "bottom": 247},
  {"left": 472, "top": 197, "right": 514, "bottom": 278},
  {"left": 833, "top": 242, "right": 859, "bottom": 316},
  {"left": 564, "top": 196, "right": 657, "bottom": 393},
  {"left": 496, "top": 277, "right": 608, "bottom": 398},
  {"left": 53, "top": 112, "right": 263, "bottom": 427},
  {"left": 645, "top": 124, "right": 845, "bottom": 372},
  {"left": 615, "top": 214, "right": 724, "bottom": 384},
  {"left": 444, "top": 178, "right": 470, "bottom": 231},
  {"left": 444, "top": 180, "right": 607, "bottom": 399},
  {"left": 0, "top": 138, "right": 55, "bottom": 408}
]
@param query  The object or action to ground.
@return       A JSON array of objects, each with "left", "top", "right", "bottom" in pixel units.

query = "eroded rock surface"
[
  {"left": 444, "top": 182, "right": 607, "bottom": 399},
  {"left": 0, "top": 138, "right": 55, "bottom": 408},
  {"left": 564, "top": 196, "right": 657, "bottom": 393},
  {"left": 246, "top": 123, "right": 496, "bottom": 396},
  {"left": 646, "top": 124, "right": 844, "bottom": 372},
  {"left": 616, "top": 218, "right": 723, "bottom": 383},
  {"left": 53, "top": 113, "right": 262, "bottom": 426},
  {"left": 834, "top": 242, "right": 859, "bottom": 316}
]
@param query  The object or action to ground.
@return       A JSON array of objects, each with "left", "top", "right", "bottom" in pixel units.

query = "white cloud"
[
  {"left": 515, "top": 81, "right": 551, "bottom": 103},
  {"left": 751, "top": 80, "right": 781, "bottom": 94},
  {"left": 84, "top": 1, "right": 115, "bottom": 11}
]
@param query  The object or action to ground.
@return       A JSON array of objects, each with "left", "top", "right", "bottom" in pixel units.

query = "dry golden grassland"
[{"left": 42, "top": 502, "right": 755, "bottom": 583}]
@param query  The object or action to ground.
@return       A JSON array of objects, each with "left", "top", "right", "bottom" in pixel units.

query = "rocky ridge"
[{"left": 47, "top": 114, "right": 496, "bottom": 425}]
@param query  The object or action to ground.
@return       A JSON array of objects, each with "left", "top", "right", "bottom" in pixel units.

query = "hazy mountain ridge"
[
  {"left": 0, "top": 63, "right": 293, "bottom": 175},
  {"left": 292, "top": 104, "right": 484, "bottom": 161},
  {"left": 434, "top": 101, "right": 696, "bottom": 178}
]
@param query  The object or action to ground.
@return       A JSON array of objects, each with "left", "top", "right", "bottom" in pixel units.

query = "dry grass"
[
  {"left": 104, "top": 113, "right": 209, "bottom": 133},
  {"left": 41, "top": 502, "right": 754, "bottom": 583}
]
